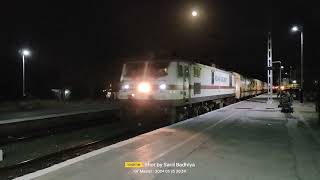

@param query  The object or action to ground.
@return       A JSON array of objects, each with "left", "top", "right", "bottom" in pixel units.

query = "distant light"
[
  {"left": 285, "top": 72, "right": 288, "bottom": 75},
  {"left": 281, "top": 66, "right": 284, "bottom": 69},
  {"left": 292, "top": 80, "right": 297, "bottom": 84},
  {"left": 64, "top": 89, "right": 71, "bottom": 95},
  {"left": 122, "top": 84, "right": 129, "bottom": 90},
  {"left": 131, "top": 93, "right": 135, "bottom": 97},
  {"left": 192, "top": 10, "right": 198, "bottom": 17},
  {"left": 22, "top": 49, "right": 31, "bottom": 56},
  {"left": 291, "top": 26, "right": 299, "bottom": 32},
  {"left": 280, "top": 86, "right": 285, "bottom": 90},
  {"left": 159, "top": 83, "right": 166, "bottom": 90}
]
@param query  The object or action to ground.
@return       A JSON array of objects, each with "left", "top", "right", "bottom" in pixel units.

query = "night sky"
[{"left": 1, "top": 0, "right": 319, "bottom": 99}]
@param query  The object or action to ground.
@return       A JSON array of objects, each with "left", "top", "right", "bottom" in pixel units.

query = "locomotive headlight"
[
  {"left": 159, "top": 83, "right": 166, "bottom": 90},
  {"left": 122, "top": 84, "right": 130, "bottom": 90},
  {"left": 138, "top": 82, "right": 151, "bottom": 93}
]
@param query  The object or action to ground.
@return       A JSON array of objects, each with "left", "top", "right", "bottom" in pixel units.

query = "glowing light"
[
  {"left": 22, "top": 49, "right": 31, "bottom": 56},
  {"left": 159, "top": 83, "right": 166, "bottom": 90},
  {"left": 138, "top": 82, "right": 151, "bottom": 93},
  {"left": 65, "top": 89, "right": 70, "bottom": 95},
  {"left": 192, "top": 11, "right": 198, "bottom": 17},
  {"left": 291, "top": 26, "right": 299, "bottom": 32},
  {"left": 122, "top": 84, "right": 130, "bottom": 90},
  {"left": 280, "top": 86, "right": 285, "bottom": 90},
  {"left": 292, "top": 80, "right": 297, "bottom": 84}
]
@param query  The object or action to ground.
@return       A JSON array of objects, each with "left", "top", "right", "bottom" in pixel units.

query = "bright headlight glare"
[
  {"left": 122, "top": 84, "right": 129, "bottom": 89},
  {"left": 138, "top": 82, "right": 151, "bottom": 93},
  {"left": 159, "top": 84, "right": 166, "bottom": 90},
  {"left": 65, "top": 89, "right": 70, "bottom": 95}
]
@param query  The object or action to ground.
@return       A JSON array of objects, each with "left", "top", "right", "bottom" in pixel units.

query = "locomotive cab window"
[
  {"left": 124, "top": 62, "right": 145, "bottom": 77},
  {"left": 147, "top": 62, "right": 169, "bottom": 77}
]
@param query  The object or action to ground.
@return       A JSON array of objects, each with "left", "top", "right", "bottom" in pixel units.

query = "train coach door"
[{"left": 183, "top": 64, "right": 191, "bottom": 101}]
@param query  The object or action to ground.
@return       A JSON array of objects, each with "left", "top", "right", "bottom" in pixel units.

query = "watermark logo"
[{"left": 124, "top": 162, "right": 144, "bottom": 168}]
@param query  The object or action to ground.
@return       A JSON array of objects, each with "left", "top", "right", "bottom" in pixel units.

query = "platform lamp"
[
  {"left": 291, "top": 25, "right": 304, "bottom": 103},
  {"left": 20, "top": 49, "right": 31, "bottom": 97}
]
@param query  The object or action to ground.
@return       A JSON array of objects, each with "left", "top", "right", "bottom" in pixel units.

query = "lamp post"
[
  {"left": 21, "top": 49, "right": 31, "bottom": 97},
  {"left": 291, "top": 25, "right": 304, "bottom": 103}
]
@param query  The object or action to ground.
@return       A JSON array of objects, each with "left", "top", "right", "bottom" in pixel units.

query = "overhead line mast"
[{"left": 267, "top": 32, "right": 273, "bottom": 104}]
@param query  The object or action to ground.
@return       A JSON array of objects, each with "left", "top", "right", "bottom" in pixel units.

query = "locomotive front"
[
  {"left": 118, "top": 61, "right": 181, "bottom": 124},
  {"left": 118, "top": 61, "right": 173, "bottom": 101}
]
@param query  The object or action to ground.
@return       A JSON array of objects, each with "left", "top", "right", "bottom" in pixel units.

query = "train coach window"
[
  {"left": 212, "top": 71, "right": 215, "bottom": 84},
  {"left": 193, "top": 66, "right": 201, "bottom": 78},
  {"left": 148, "top": 62, "right": 169, "bottom": 77}
]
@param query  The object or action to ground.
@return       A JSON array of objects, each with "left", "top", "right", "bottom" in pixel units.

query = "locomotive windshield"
[
  {"left": 124, "top": 62, "right": 145, "bottom": 77},
  {"left": 147, "top": 62, "right": 169, "bottom": 77}
]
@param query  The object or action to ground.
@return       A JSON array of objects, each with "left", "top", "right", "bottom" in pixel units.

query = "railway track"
[
  {"left": 0, "top": 127, "right": 134, "bottom": 179},
  {"left": 0, "top": 116, "right": 119, "bottom": 146},
  {"left": 0, "top": 118, "right": 167, "bottom": 180}
]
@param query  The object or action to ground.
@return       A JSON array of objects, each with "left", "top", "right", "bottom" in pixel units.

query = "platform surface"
[
  {"left": 15, "top": 95, "right": 320, "bottom": 180},
  {"left": 0, "top": 102, "right": 118, "bottom": 125}
]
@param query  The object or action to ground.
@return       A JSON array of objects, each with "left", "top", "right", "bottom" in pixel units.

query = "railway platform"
[
  {"left": 0, "top": 102, "right": 119, "bottom": 125},
  {"left": 15, "top": 95, "right": 320, "bottom": 180},
  {"left": 0, "top": 102, "right": 120, "bottom": 138}
]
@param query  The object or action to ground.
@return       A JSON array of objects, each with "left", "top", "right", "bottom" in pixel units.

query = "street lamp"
[
  {"left": 191, "top": 10, "right": 198, "bottom": 17},
  {"left": 21, "top": 49, "right": 31, "bottom": 97},
  {"left": 291, "top": 26, "right": 299, "bottom": 32},
  {"left": 291, "top": 25, "right": 304, "bottom": 103}
]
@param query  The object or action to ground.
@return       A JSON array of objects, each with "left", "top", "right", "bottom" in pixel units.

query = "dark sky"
[{"left": 0, "top": 0, "right": 319, "bottom": 99}]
